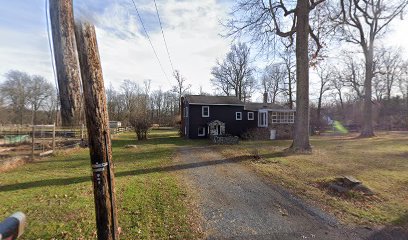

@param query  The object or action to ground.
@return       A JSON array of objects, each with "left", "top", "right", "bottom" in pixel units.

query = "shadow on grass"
[
  {"left": 0, "top": 155, "right": 250, "bottom": 192},
  {"left": 111, "top": 137, "right": 209, "bottom": 148},
  {"left": 259, "top": 152, "right": 287, "bottom": 159},
  {"left": 31, "top": 156, "right": 89, "bottom": 164},
  {"left": 366, "top": 213, "right": 408, "bottom": 240}
]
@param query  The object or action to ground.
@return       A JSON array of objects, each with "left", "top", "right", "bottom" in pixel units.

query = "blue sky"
[
  {"left": 0, "top": 0, "right": 407, "bottom": 101},
  {"left": 0, "top": 0, "right": 234, "bottom": 94}
]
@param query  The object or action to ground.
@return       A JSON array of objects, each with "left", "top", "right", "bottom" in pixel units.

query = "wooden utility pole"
[
  {"left": 74, "top": 21, "right": 118, "bottom": 240},
  {"left": 49, "top": 0, "right": 82, "bottom": 127}
]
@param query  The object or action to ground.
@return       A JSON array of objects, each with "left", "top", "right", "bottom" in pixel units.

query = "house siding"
[
  {"left": 180, "top": 96, "right": 294, "bottom": 140},
  {"left": 185, "top": 101, "right": 190, "bottom": 137},
  {"left": 187, "top": 104, "right": 256, "bottom": 139}
]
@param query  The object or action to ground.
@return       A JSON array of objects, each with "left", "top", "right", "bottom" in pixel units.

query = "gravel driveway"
[{"left": 175, "top": 146, "right": 364, "bottom": 240}]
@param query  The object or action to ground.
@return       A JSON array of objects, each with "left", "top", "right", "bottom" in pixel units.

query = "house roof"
[
  {"left": 184, "top": 95, "right": 244, "bottom": 105},
  {"left": 183, "top": 95, "right": 294, "bottom": 111},
  {"left": 244, "top": 102, "right": 293, "bottom": 111}
]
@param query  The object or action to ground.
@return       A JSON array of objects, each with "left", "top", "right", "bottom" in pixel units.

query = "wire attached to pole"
[{"left": 104, "top": 131, "right": 117, "bottom": 240}]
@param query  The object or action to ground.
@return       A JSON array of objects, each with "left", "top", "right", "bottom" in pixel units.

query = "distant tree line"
[
  {"left": 0, "top": 70, "right": 186, "bottom": 136},
  {"left": 0, "top": 70, "right": 56, "bottom": 125},
  {"left": 105, "top": 72, "right": 190, "bottom": 140},
  {"left": 310, "top": 47, "right": 408, "bottom": 132}
]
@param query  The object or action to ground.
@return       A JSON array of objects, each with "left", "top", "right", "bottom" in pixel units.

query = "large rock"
[
  {"left": 328, "top": 183, "right": 349, "bottom": 193},
  {"left": 335, "top": 175, "right": 361, "bottom": 187},
  {"left": 352, "top": 184, "right": 375, "bottom": 196},
  {"left": 327, "top": 176, "right": 375, "bottom": 196}
]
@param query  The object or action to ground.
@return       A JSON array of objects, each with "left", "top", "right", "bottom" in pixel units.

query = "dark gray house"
[{"left": 181, "top": 95, "right": 295, "bottom": 139}]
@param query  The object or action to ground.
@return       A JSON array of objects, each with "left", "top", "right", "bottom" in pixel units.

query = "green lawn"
[
  {"left": 0, "top": 129, "right": 204, "bottom": 239},
  {"left": 2, "top": 129, "right": 407, "bottom": 238},
  {"left": 218, "top": 132, "right": 408, "bottom": 227}
]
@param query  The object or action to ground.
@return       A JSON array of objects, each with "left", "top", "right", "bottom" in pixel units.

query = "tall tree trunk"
[
  {"left": 360, "top": 42, "right": 375, "bottom": 137},
  {"left": 50, "top": 0, "right": 82, "bottom": 127},
  {"left": 290, "top": 0, "right": 311, "bottom": 152}
]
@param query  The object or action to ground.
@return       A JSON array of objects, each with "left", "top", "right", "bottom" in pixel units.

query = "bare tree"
[
  {"left": 330, "top": 0, "right": 408, "bottom": 137},
  {"left": 261, "top": 64, "right": 285, "bottom": 103},
  {"left": 225, "top": 0, "right": 327, "bottom": 152},
  {"left": 151, "top": 89, "right": 164, "bottom": 124},
  {"left": 398, "top": 60, "right": 408, "bottom": 109},
  {"left": 173, "top": 70, "right": 191, "bottom": 113},
  {"left": 315, "top": 64, "right": 332, "bottom": 130},
  {"left": 121, "top": 79, "right": 140, "bottom": 118},
  {"left": 279, "top": 46, "right": 296, "bottom": 109},
  {"left": 0, "top": 71, "right": 54, "bottom": 124},
  {"left": 211, "top": 43, "right": 254, "bottom": 102},
  {"left": 128, "top": 93, "right": 150, "bottom": 140},
  {"left": 129, "top": 112, "right": 150, "bottom": 140},
  {"left": 211, "top": 59, "right": 233, "bottom": 96},
  {"left": 376, "top": 46, "right": 404, "bottom": 100},
  {"left": 372, "top": 74, "right": 386, "bottom": 101},
  {"left": 106, "top": 83, "right": 118, "bottom": 120},
  {"left": 341, "top": 52, "right": 365, "bottom": 99},
  {"left": 43, "top": 90, "right": 58, "bottom": 124},
  {"left": 28, "top": 75, "right": 54, "bottom": 124},
  {"left": 330, "top": 67, "right": 346, "bottom": 118},
  {"left": 0, "top": 70, "right": 31, "bottom": 124}
]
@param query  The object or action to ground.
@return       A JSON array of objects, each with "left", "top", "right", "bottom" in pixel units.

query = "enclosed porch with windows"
[{"left": 257, "top": 109, "right": 295, "bottom": 139}]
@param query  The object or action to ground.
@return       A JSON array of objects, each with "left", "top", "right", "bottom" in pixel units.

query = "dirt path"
[{"left": 175, "top": 146, "right": 363, "bottom": 240}]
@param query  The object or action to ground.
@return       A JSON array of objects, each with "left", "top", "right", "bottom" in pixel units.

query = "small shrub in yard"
[{"left": 128, "top": 113, "right": 150, "bottom": 140}]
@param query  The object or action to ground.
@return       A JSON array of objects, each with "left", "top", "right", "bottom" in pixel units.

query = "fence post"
[
  {"left": 52, "top": 123, "right": 56, "bottom": 153},
  {"left": 31, "top": 125, "right": 35, "bottom": 161},
  {"left": 81, "top": 124, "right": 84, "bottom": 141}
]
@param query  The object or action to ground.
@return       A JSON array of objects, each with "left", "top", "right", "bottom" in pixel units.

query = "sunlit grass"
[
  {"left": 218, "top": 132, "right": 408, "bottom": 226},
  {"left": 0, "top": 129, "right": 202, "bottom": 239}
]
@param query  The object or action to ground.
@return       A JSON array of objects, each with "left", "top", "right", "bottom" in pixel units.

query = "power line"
[
  {"left": 130, "top": 0, "right": 171, "bottom": 84},
  {"left": 153, "top": 0, "right": 175, "bottom": 74},
  {"left": 45, "top": 0, "right": 60, "bottom": 123},
  {"left": 45, "top": 0, "right": 58, "bottom": 93}
]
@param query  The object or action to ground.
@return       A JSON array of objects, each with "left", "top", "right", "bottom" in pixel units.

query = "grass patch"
[
  {"left": 217, "top": 132, "right": 408, "bottom": 227},
  {"left": 0, "top": 129, "right": 203, "bottom": 239}
]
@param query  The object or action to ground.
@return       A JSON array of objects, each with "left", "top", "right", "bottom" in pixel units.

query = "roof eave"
[{"left": 188, "top": 103, "right": 244, "bottom": 106}]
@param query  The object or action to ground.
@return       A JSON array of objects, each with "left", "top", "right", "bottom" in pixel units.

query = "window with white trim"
[
  {"left": 198, "top": 127, "right": 206, "bottom": 136},
  {"left": 271, "top": 111, "right": 295, "bottom": 123},
  {"left": 247, "top": 112, "right": 254, "bottom": 120},
  {"left": 236, "top": 112, "right": 242, "bottom": 120},
  {"left": 202, "top": 106, "right": 209, "bottom": 117},
  {"left": 258, "top": 111, "right": 268, "bottom": 127}
]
